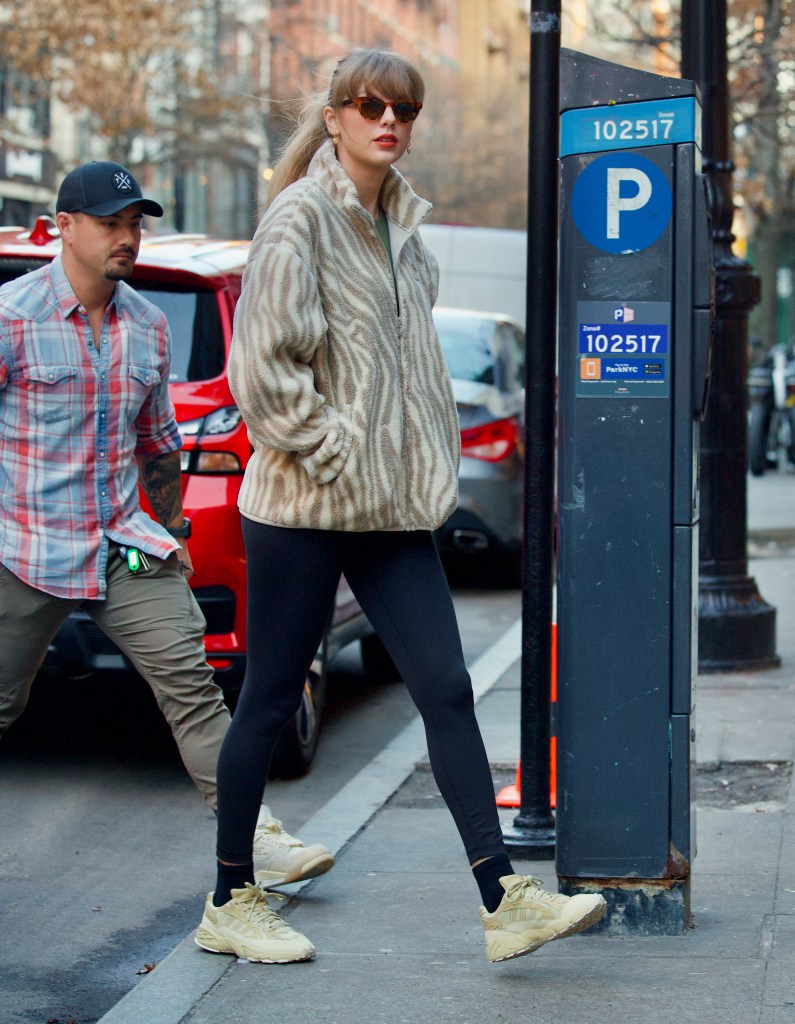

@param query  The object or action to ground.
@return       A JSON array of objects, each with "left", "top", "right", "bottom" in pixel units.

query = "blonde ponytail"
[{"left": 267, "top": 96, "right": 329, "bottom": 202}]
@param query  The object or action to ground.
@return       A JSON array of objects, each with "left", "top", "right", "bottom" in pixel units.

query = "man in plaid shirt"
[{"left": 0, "top": 160, "right": 230, "bottom": 806}]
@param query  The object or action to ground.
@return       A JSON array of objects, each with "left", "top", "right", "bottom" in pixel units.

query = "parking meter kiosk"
[{"left": 556, "top": 50, "right": 713, "bottom": 932}]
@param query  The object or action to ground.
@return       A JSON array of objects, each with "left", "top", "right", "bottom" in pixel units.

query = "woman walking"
[{"left": 195, "top": 47, "right": 606, "bottom": 965}]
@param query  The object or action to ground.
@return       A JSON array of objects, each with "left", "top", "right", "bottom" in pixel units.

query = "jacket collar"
[{"left": 307, "top": 139, "right": 432, "bottom": 235}]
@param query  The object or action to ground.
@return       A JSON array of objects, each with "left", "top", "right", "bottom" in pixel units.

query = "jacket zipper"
[{"left": 372, "top": 216, "right": 410, "bottom": 527}]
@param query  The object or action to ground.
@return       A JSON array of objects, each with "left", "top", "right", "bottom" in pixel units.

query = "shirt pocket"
[
  {"left": 127, "top": 363, "right": 159, "bottom": 396},
  {"left": 21, "top": 364, "right": 78, "bottom": 422}
]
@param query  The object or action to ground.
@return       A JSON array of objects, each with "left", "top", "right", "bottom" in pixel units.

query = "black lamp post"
[{"left": 680, "top": 0, "right": 779, "bottom": 671}]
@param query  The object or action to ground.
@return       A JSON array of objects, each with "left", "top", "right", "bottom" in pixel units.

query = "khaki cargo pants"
[{"left": 0, "top": 544, "right": 230, "bottom": 811}]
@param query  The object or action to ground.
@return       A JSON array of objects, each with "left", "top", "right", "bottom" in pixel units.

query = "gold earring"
[
  {"left": 406, "top": 141, "right": 411, "bottom": 155},
  {"left": 332, "top": 133, "right": 340, "bottom": 146}
]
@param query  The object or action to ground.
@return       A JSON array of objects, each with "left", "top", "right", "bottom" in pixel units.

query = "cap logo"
[{"left": 113, "top": 171, "right": 133, "bottom": 193}]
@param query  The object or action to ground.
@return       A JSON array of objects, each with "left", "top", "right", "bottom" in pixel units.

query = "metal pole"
[
  {"left": 680, "top": 0, "right": 779, "bottom": 672},
  {"left": 502, "top": 0, "right": 559, "bottom": 857}
]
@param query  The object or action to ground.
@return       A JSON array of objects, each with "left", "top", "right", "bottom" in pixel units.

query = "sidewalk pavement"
[{"left": 99, "top": 478, "right": 795, "bottom": 1024}]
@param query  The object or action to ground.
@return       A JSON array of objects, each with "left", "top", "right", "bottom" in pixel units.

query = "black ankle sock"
[
  {"left": 213, "top": 861, "right": 255, "bottom": 907},
  {"left": 473, "top": 854, "right": 514, "bottom": 913}
]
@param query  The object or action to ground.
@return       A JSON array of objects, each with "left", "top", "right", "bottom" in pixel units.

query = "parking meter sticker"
[
  {"left": 577, "top": 323, "right": 669, "bottom": 391},
  {"left": 571, "top": 153, "right": 673, "bottom": 255},
  {"left": 576, "top": 301, "right": 671, "bottom": 398}
]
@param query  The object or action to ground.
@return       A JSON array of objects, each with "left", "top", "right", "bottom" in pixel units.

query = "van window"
[{"left": 136, "top": 286, "right": 225, "bottom": 383}]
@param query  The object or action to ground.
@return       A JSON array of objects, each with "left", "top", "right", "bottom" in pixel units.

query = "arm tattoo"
[{"left": 139, "top": 451, "right": 183, "bottom": 526}]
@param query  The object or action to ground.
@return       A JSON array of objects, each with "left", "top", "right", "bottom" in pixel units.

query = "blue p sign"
[{"left": 571, "top": 152, "right": 673, "bottom": 254}]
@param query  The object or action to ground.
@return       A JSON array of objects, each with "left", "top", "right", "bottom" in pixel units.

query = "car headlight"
[
  {"left": 178, "top": 406, "right": 245, "bottom": 475},
  {"left": 178, "top": 407, "right": 243, "bottom": 439},
  {"left": 177, "top": 418, "right": 203, "bottom": 438},
  {"left": 203, "top": 407, "right": 243, "bottom": 435}
]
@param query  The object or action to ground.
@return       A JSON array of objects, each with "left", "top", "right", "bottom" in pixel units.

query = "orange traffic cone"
[{"left": 496, "top": 622, "right": 557, "bottom": 809}]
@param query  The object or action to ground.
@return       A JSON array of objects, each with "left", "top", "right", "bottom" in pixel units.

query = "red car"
[{"left": 0, "top": 217, "right": 388, "bottom": 775}]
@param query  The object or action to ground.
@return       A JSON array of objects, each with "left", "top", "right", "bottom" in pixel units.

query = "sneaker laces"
[
  {"left": 507, "top": 875, "right": 570, "bottom": 907},
  {"left": 235, "top": 883, "right": 299, "bottom": 936},
  {"left": 256, "top": 817, "right": 303, "bottom": 849}
]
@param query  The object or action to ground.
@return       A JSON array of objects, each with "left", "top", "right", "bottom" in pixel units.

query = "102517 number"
[
  {"left": 578, "top": 324, "right": 669, "bottom": 355},
  {"left": 593, "top": 115, "right": 675, "bottom": 143}
]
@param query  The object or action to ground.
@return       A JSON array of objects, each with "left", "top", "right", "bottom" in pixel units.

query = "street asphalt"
[{"left": 98, "top": 471, "right": 795, "bottom": 1024}]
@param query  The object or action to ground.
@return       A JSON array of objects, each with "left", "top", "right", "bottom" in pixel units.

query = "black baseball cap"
[{"left": 56, "top": 161, "right": 164, "bottom": 218}]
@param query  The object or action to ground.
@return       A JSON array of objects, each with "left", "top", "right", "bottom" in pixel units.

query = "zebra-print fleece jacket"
[{"left": 227, "top": 139, "right": 460, "bottom": 533}]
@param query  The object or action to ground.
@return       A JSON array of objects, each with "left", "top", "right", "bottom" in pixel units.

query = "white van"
[{"left": 420, "top": 224, "right": 528, "bottom": 328}]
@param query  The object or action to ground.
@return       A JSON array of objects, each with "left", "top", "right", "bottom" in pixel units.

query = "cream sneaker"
[
  {"left": 195, "top": 883, "right": 315, "bottom": 963},
  {"left": 480, "top": 874, "right": 607, "bottom": 963},
  {"left": 253, "top": 806, "right": 335, "bottom": 886}
]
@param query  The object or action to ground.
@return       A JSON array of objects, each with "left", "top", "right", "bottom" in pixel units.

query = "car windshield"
[
  {"left": 434, "top": 314, "right": 495, "bottom": 385},
  {"left": 136, "top": 285, "right": 225, "bottom": 383}
]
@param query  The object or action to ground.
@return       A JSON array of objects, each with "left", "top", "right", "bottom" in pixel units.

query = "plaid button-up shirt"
[{"left": 0, "top": 257, "right": 182, "bottom": 599}]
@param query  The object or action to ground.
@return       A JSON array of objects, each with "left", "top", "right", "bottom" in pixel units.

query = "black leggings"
[{"left": 215, "top": 521, "right": 507, "bottom": 866}]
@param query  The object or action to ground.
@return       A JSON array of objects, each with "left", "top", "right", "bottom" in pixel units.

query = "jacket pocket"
[{"left": 298, "top": 409, "right": 354, "bottom": 485}]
